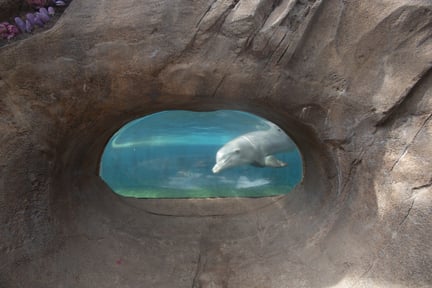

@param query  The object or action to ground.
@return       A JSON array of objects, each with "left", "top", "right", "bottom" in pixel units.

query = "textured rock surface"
[{"left": 0, "top": 0, "right": 431, "bottom": 287}]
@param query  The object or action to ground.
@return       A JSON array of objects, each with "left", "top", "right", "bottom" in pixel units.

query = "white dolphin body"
[{"left": 212, "top": 122, "right": 296, "bottom": 173}]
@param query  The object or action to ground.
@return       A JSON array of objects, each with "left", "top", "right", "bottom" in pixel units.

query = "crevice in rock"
[
  {"left": 191, "top": 251, "right": 204, "bottom": 288},
  {"left": 243, "top": 1, "right": 278, "bottom": 51},
  {"left": 412, "top": 178, "right": 432, "bottom": 191},
  {"left": 398, "top": 176, "right": 431, "bottom": 228},
  {"left": 212, "top": 74, "right": 226, "bottom": 98},
  {"left": 265, "top": 29, "right": 288, "bottom": 64},
  {"left": 393, "top": 16, "right": 432, "bottom": 52},
  {"left": 276, "top": 34, "right": 295, "bottom": 64},
  {"left": 276, "top": 0, "right": 322, "bottom": 65},
  {"left": 196, "top": 0, "right": 240, "bottom": 34},
  {"left": 389, "top": 112, "right": 432, "bottom": 172},
  {"left": 187, "top": 0, "right": 240, "bottom": 53},
  {"left": 352, "top": 259, "right": 377, "bottom": 288},
  {"left": 249, "top": 0, "right": 297, "bottom": 58},
  {"left": 254, "top": 26, "right": 278, "bottom": 56},
  {"left": 339, "top": 149, "right": 365, "bottom": 196},
  {"left": 279, "top": 0, "right": 315, "bottom": 28},
  {"left": 333, "top": 0, "right": 346, "bottom": 56},
  {"left": 416, "top": 23, "right": 432, "bottom": 48},
  {"left": 399, "top": 199, "right": 415, "bottom": 226},
  {"left": 244, "top": 0, "right": 322, "bottom": 63},
  {"left": 196, "top": 0, "right": 218, "bottom": 28},
  {"left": 191, "top": 236, "right": 208, "bottom": 288}
]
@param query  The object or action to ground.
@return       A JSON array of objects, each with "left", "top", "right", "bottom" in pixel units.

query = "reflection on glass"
[{"left": 100, "top": 110, "right": 303, "bottom": 198}]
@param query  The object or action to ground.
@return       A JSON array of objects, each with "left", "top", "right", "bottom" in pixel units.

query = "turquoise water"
[{"left": 100, "top": 110, "right": 303, "bottom": 198}]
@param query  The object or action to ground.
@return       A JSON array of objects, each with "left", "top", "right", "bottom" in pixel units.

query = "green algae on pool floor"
[{"left": 114, "top": 185, "right": 295, "bottom": 199}]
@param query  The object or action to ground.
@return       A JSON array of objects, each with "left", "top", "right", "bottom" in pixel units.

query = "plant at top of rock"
[
  {"left": 0, "top": 22, "right": 19, "bottom": 40},
  {"left": 1, "top": 0, "right": 69, "bottom": 41},
  {"left": 26, "top": 0, "right": 51, "bottom": 9},
  {"left": 1, "top": 6, "right": 58, "bottom": 40},
  {"left": 48, "top": 7, "right": 55, "bottom": 15},
  {"left": 26, "top": 0, "right": 68, "bottom": 9},
  {"left": 14, "top": 17, "right": 25, "bottom": 33},
  {"left": 54, "top": 1, "right": 66, "bottom": 6}
]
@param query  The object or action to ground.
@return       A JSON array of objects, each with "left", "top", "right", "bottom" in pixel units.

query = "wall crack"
[
  {"left": 191, "top": 234, "right": 209, "bottom": 288},
  {"left": 399, "top": 199, "right": 415, "bottom": 226},
  {"left": 390, "top": 112, "right": 432, "bottom": 171},
  {"left": 196, "top": 0, "right": 218, "bottom": 28},
  {"left": 412, "top": 178, "right": 432, "bottom": 190}
]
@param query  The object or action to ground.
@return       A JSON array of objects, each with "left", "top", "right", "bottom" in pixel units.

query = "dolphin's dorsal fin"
[{"left": 264, "top": 155, "right": 287, "bottom": 168}]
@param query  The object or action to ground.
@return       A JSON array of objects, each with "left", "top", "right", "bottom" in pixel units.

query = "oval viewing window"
[{"left": 100, "top": 110, "right": 303, "bottom": 198}]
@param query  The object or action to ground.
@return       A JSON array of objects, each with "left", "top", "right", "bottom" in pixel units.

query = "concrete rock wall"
[{"left": 0, "top": 0, "right": 431, "bottom": 287}]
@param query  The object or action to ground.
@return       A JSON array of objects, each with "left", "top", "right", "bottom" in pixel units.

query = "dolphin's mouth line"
[{"left": 213, "top": 153, "right": 235, "bottom": 173}]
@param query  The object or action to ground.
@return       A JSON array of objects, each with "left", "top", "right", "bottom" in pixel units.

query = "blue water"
[{"left": 100, "top": 110, "right": 303, "bottom": 198}]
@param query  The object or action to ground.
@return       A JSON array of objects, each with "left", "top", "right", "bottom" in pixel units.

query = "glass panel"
[{"left": 100, "top": 110, "right": 303, "bottom": 198}]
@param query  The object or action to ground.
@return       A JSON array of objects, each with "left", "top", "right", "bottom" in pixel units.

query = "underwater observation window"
[{"left": 99, "top": 110, "right": 303, "bottom": 198}]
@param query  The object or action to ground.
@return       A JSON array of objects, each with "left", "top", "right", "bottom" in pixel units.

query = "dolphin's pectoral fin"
[
  {"left": 251, "top": 161, "right": 266, "bottom": 168},
  {"left": 264, "top": 155, "right": 287, "bottom": 168}
]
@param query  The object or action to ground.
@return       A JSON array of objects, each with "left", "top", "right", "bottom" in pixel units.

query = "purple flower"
[
  {"left": 25, "top": 20, "right": 33, "bottom": 33},
  {"left": 14, "top": 17, "right": 26, "bottom": 33},
  {"left": 33, "top": 14, "right": 45, "bottom": 27},
  {"left": 47, "top": 6, "right": 55, "bottom": 16},
  {"left": 26, "top": 13, "right": 36, "bottom": 25},
  {"left": 37, "top": 11, "right": 50, "bottom": 23},
  {"left": 39, "top": 7, "right": 49, "bottom": 17}
]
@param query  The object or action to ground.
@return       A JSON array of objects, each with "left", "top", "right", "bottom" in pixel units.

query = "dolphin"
[{"left": 212, "top": 122, "right": 296, "bottom": 173}]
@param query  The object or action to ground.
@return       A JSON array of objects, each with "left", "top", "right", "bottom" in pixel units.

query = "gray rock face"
[{"left": 0, "top": 0, "right": 431, "bottom": 287}]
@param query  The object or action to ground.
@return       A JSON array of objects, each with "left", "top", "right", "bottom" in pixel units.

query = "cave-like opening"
[{"left": 99, "top": 110, "right": 303, "bottom": 198}]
